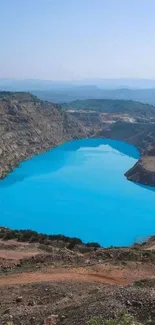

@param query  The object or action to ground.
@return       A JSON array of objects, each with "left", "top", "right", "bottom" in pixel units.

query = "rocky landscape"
[
  {"left": 1, "top": 92, "right": 155, "bottom": 324},
  {"left": 1, "top": 92, "right": 155, "bottom": 186},
  {"left": 96, "top": 121, "right": 155, "bottom": 186},
  {"left": 0, "top": 227, "right": 155, "bottom": 325},
  {"left": 65, "top": 99, "right": 155, "bottom": 186},
  {"left": 0, "top": 92, "right": 85, "bottom": 179}
]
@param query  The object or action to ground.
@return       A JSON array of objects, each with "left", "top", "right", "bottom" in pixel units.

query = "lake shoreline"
[
  {"left": 2, "top": 132, "right": 155, "bottom": 188},
  {"left": 0, "top": 138, "right": 154, "bottom": 247},
  {"left": 0, "top": 225, "right": 154, "bottom": 250}
]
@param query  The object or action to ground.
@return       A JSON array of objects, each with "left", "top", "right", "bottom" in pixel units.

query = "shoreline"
[
  {"left": 2, "top": 134, "right": 155, "bottom": 188},
  {"left": 1, "top": 91, "right": 155, "bottom": 187},
  {"left": 0, "top": 226, "right": 154, "bottom": 250},
  {"left": 0, "top": 136, "right": 142, "bottom": 183}
]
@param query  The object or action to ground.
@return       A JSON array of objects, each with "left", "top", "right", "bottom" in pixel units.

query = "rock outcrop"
[
  {"left": 125, "top": 154, "right": 155, "bottom": 186},
  {"left": 0, "top": 92, "right": 85, "bottom": 178},
  {"left": 96, "top": 121, "right": 155, "bottom": 186}
]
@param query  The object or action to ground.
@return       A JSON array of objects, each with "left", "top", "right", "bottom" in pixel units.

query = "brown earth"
[
  {"left": 0, "top": 249, "right": 39, "bottom": 260},
  {"left": 1, "top": 239, "right": 155, "bottom": 324},
  {"left": 0, "top": 263, "right": 155, "bottom": 287}
]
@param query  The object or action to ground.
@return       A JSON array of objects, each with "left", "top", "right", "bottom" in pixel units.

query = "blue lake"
[{"left": 0, "top": 138, "right": 155, "bottom": 247}]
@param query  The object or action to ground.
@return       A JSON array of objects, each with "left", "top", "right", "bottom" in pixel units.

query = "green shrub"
[
  {"left": 86, "top": 242, "right": 101, "bottom": 248},
  {"left": 0, "top": 227, "right": 100, "bottom": 248},
  {"left": 38, "top": 244, "right": 54, "bottom": 253}
]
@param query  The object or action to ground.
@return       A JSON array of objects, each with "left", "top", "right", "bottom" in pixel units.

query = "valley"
[
  {"left": 1, "top": 93, "right": 155, "bottom": 186},
  {"left": 2, "top": 1, "right": 155, "bottom": 324},
  {"left": 1, "top": 92, "right": 155, "bottom": 324}
]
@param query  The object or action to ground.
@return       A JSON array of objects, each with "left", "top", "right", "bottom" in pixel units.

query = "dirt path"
[
  {"left": 0, "top": 270, "right": 126, "bottom": 286},
  {"left": 0, "top": 264, "right": 155, "bottom": 287},
  {"left": 0, "top": 249, "right": 39, "bottom": 260}
]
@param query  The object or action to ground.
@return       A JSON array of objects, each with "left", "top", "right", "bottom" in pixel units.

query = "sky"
[{"left": 0, "top": 0, "right": 155, "bottom": 80}]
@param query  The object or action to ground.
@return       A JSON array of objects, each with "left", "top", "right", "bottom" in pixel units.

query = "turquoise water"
[{"left": 1, "top": 138, "right": 155, "bottom": 247}]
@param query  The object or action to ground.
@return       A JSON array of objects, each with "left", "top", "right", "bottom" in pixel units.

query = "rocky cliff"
[
  {"left": 96, "top": 121, "right": 155, "bottom": 186},
  {"left": 125, "top": 153, "right": 155, "bottom": 186},
  {"left": 98, "top": 121, "right": 155, "bottom": 152},
  {"left": 0, "top": 92, "right": 85, "bottom": 179}
]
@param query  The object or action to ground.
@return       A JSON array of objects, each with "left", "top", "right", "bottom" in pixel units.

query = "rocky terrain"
[
  {"left": 1, "top": 92, "right": 155, "bottom": 186},
  {"left": 0, "top": 228, "right": 155, "bottom": 325},
  {"left": 1, "top": 94, "right": 155, "bottom": 324},
  {"left": 65, "top": 99, "right": 155, "bottom": 186},
  {"left": 0, "top": 92, "right": 85, "bottom": 179},
  {"left": 95, "top": 121, "right": 155, "bottom": 185}
]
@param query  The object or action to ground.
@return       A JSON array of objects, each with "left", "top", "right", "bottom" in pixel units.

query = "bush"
[
  {"left": 17, "top": 230, "right": 38, "bottom": 242},
  {"left": 2, "top": 231, "right": 16, "bottom": 240},
  {"left": 38, "top": 244, "right": 54, "bottom": 253},
  {"left": 0, "top": 227, "right": 100, "bottom": 249},
  {"left": 86, "top": 242, "right": 101, "bottom": 248},
  {"left": 29, "top": 236, "right": 39, "bottom": 243},
  {"left": 67, "top": 241, "right": 76, "bottom": 250}
]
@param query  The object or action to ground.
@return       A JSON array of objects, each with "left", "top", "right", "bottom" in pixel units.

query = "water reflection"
[
  {"left": 0, "top": 138, "right": 139, "bottom": 188},
  {"left": 1, "top": 138, "right": 155, "bottom": 247},
  {"left": 135, "top": 182, "right": 155, "bottom": 193}
]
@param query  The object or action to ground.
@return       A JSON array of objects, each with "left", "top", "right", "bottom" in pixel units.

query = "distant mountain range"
[
  {"left": 2, "top": 78, "right": 155, "bottom": 89},
  {"left": 1, "top": 79, "right": 155, "bottom": 104},
  {"left": 32, "top": 88, "right": 155, "bottom": 105}
]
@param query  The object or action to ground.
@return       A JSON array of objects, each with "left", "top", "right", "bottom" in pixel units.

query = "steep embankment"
[
  {"left": 0, "top": 92, "right": 85, "bottom": 178},
  {"left": 125, "top": 151, "right": 155, "bottom": 186},
  {"left": 97, "top": 121, "right": 155, "bottom": 186}
]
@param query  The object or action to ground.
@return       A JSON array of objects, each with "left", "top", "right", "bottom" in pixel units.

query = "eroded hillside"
[{"left": 0, "top": 92, "right": 84, "bottom": 178}]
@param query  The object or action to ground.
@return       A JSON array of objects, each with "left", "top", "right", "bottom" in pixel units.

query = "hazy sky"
[{"left": 1, "top": 0, "right": 155, "bottom": 80}]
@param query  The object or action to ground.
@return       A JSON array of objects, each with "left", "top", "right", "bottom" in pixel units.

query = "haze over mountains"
[{"left": 1, "top": 78, "right": 155, "bottom": 105}]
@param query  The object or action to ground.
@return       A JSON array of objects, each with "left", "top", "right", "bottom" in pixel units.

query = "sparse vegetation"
[
  {"left": 86, "top": 242, "right": 101, "bottom": 248},
  {"left": 0, "top": 227, "right": 100, "bottom": 249},
  {"left": 87, "top": 313, "right": 144, "bottom": 325},
  {"left": 134, "top": 278, "right": 155, "bottom": 287}
]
